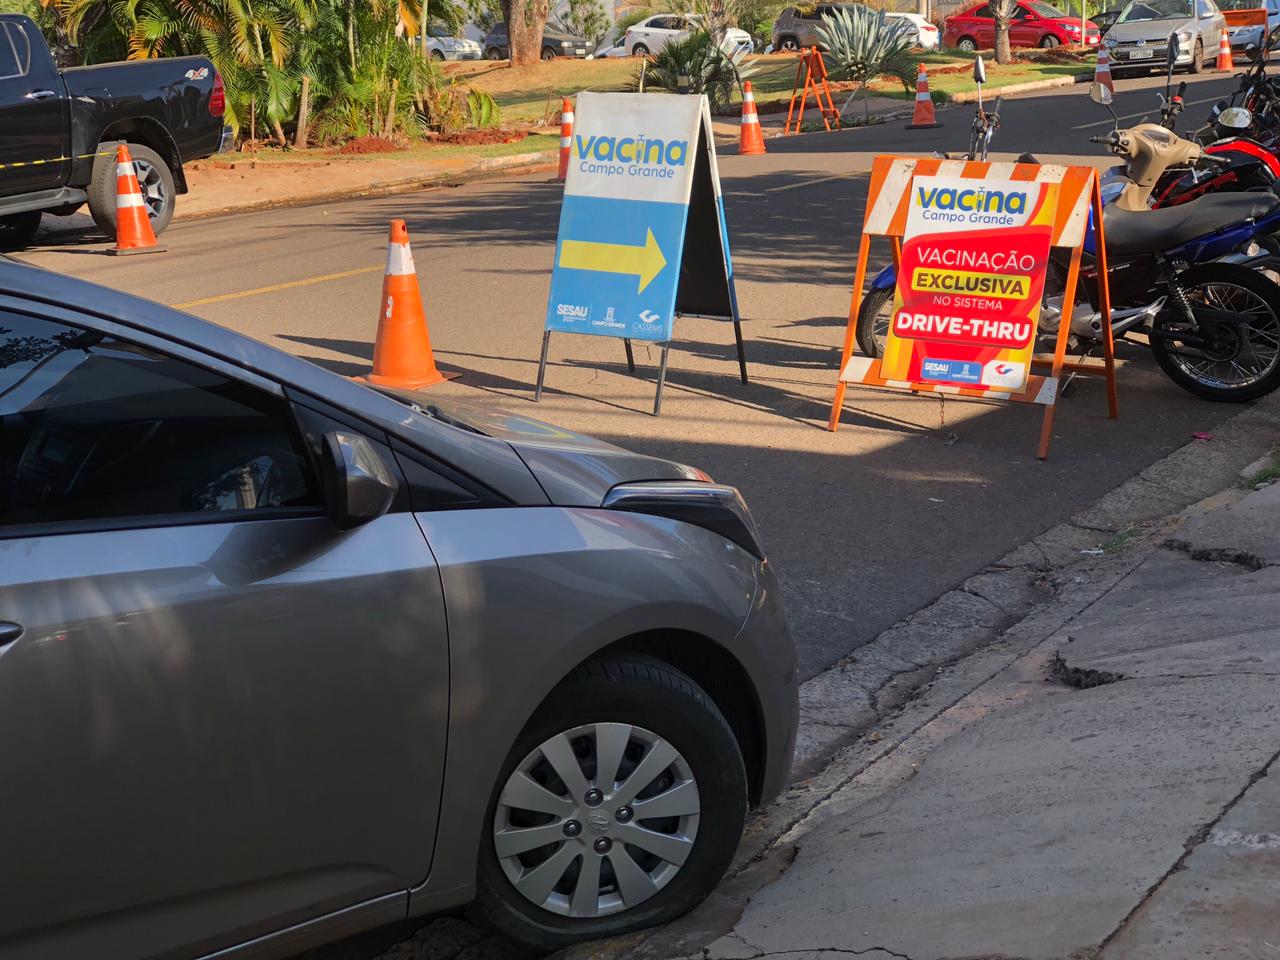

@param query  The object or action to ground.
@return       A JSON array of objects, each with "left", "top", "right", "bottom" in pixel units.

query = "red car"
[{"left": 943, "top": 1, "right": 1101, "bottom": 50}]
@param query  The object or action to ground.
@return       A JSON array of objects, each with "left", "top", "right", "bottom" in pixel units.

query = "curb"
[
  {"left": 946, "top": 70, "right": 1090, "bottom": 103},
  {"left": 552, "top": 392, "right": 1280, "bottom": 960},
  {"left": 173, "top": 150, "right": 559, "bottom": 224}
]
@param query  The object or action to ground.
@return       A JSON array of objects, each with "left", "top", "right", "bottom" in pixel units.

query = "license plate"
[
  {"left": 1128, "top": 48, "right": 1154, "bottom": 58},
  {"left": 576, "top": 48, "right": 586, "bottom": 54}
]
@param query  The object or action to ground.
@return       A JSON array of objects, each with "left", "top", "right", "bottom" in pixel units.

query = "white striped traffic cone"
[
  {"left": 905, "top": 64, "right": 941, "bottom": 130},
  {"left": 558, "top": 97, "right": 574, "bottom": 180},
  {"left": 1095, "top": 47, "right": 1114, "bottom": 92},
  {"left": 108, "top": 143, "right": 165, "bottom": 256},
  {"left": 739, "top": 81, "right": 766, "bottom": 155}
]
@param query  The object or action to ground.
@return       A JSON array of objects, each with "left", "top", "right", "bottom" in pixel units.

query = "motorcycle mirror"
[
  {"left": 1166, "top": 33, "right": 1179, "bottom": 68},
  {"left": 973, "top": 54, "right": 987, "bottom": 84},
  {"left": 1090, "top": 80, "right": 1114, "bottom": 106}
]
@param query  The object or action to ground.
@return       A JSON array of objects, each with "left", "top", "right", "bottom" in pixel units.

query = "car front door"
[
  {"left": 1009, "top": 4, "right": 1039, "bottom": 45},
  {"left": 1198, "top": 0, "right": 1220, "bottom": 51},
  {"left": 0, "top": 19, "right": 69, "bottom": 198},
  {"left": 0, "top": 310, "right": 450, "bottom": 960},
  {"left": 970, "top": 3, "right": 996, "bottom": 46}
]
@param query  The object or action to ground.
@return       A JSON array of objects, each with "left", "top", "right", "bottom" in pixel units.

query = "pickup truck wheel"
[
  {"left": 88, "top": 142, "right": 175, "bottom": 239},
  {"left": 0, "top": 211, "right": 42, "bottom": 252}
]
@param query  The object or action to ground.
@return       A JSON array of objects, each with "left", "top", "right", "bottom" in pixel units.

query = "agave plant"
[
  {"left": 635, "top": 28, "right": 756, "bottom": 112},
  {"left": 816, "top": 4, "right": 916, "bottom": 123}
]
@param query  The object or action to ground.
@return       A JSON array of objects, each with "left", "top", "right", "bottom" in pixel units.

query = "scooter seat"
[{"left": 1102, "top": 193, "right": 1279, "bottom": 256}]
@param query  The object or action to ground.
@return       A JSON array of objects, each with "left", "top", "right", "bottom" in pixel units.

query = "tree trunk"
[
  {"left": 505, "top": 0, "right": 551, "bottom": 66},
  {"left": 272, "top": 119, "right": 288, "bottom": 146},
  {"left": 992, "top": 0, "right": 1014, "bottom": 63},
  {"left": 295, "top": 75, "right": 311, "bottom": 148},
  {"left": 347, "top": 0, "right": 357, "bottom": 72},
  {"left": 384, "top": 79, "right": 400, "bottom": 138}
]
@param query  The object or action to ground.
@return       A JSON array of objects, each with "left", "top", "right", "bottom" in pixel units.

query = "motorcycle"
[{"left": 854, "top": 41, "right": 1280, "bottom": 402}]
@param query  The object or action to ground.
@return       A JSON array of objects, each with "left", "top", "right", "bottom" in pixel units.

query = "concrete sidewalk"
[{"left": 666, "top": 453, "right": 1280, "bottom": 960}]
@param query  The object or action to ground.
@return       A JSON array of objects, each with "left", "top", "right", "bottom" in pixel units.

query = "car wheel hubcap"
[
  {"left": 130, "top": 158, "right": 167, "bottom": 222},
  {"left": 494, "top": 722, "right": 700, "bottom": 918}
]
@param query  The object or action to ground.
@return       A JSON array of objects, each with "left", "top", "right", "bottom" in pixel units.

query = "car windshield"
[
  {"left": 1116, "top": 0, "right": 1192, "bottom": 21},
  {"left": 1216, "top": 0, "right": 1260, "bottom": 9},
  {"left": 1025, "top": 1, "right": 1067, "bottom": 15}
]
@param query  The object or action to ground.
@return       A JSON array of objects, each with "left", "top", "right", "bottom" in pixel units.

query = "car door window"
[
  {"left": 4, "top": 23, "right": 29, "bottom": 76},
  {"left": 0, "top": 27, "right": 22, "bottom": 79},
  {"left": 0, "top": 311, "right": 319, "bottom": 529},
  {"left": 971, "top": 3, "right": 993, "bottom": 17},
  {"left": 1197, "top": 0, "right": 1213, "bottom": 14}
]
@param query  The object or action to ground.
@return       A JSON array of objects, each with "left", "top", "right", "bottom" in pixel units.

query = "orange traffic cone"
[
  {"left": 739, "top": 81, "right": 767, "bottom": 155},
  {"left": 1095, "top": 47, "right": 1114, "bottom": 93},
  {"left": 1216, "top": 27, "right": 1233, "bottom": 71},
  {"left": 108, "top": 143, "right": 164, "bottom": 256},
  {"left": 905, "top": 64, "right": 941, "bottom": 129},
  {"left": 557, "top": 97, "right": 574, "bottom": 181},
  {"left": 363, "top": 220, "right": 455, "bottom": 389}
]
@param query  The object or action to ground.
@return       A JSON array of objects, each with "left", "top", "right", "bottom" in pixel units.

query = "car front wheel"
[
  {"left": 487, "top": 46, "right": 503, "bottom": 59},
  {"left": 476, "top": 656, "right": 747, "bottom": 951},
  {"left": 1040, "top": 33, "right": 1060, "bottom": 47},
  {"left": 542, "top": 46, "right": 558, "bottom": 59},
  {"left": 1190, "top": 38, "right": 1205, "bottom": 72}
]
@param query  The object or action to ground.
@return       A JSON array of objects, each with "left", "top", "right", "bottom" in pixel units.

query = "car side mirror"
[
  {"left": 973, "top": 54, "right": 987, "bottom": 83},
  {"left": 320, "top": 431, "right": 398, "bottom": 530}
]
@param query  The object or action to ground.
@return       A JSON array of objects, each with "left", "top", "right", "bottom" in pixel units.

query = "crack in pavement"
[{"left": 1097, "top": 741, "right": 1280, "bottom": 954}]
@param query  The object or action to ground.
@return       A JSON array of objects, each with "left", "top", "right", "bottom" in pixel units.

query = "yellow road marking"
[
  {"left": 172, "top": 264, "right": 385, "bottom": 309},
  {"left": 764, "top": 172, "right": 859, "bottom": 194}
]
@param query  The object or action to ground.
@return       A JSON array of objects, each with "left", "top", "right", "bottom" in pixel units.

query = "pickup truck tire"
[
  {"left": 0, "top": 211, "right": 42, "bottom": 252},
  {"left": 87, "top": 142, "right": 175, "bottom": 239}
]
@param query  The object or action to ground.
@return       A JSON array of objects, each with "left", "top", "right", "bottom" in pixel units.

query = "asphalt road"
[{"left": 15, "top": 70, "right": 1254, "bottom": 681}]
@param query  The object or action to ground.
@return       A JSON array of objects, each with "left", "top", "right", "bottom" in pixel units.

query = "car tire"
[
  {"left": 632, "top": 42, "right": 650, "bottom": 56},
  {"left": 431, "top": 49, "right": 445, "bottom": 60},
  {"left": 778, "top": 34, "right": 800, "bottom": 51},
  {"left": 1040, "top": 33, "right": 1060, "bottom": 48},
  {"left": 87, "top": 141, "right": 175, "bottom": 239},
  {"left": 487, "top": 46, "right": 503, "bottom": 59},
  {"left": 0, "top": 211, "right": 42, "bottom": 252},
  {"left": 542, "top": 46, "right": 558, "bottom": 60},
  {"left": 957, "top": 35, "right": 977, "bottom": 51},
  {"left": 1190, "top": 38, "right": 1204, "bottom": 72},
  {"left": 475, "top": 655, "right": 747, "bottom": 951}
]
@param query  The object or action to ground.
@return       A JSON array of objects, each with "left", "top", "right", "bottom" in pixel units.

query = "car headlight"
[
  {"left": 1104, "top": 35, "right": 1118, "bottom": 47},
  {"left": 1177, "top": 29, "right": 1193, "bottom": 42},
  {"left": 561, "top": 39, "right": 573, "bottom": 45},
  {"left": 603, "top": 481, "right": 766, "bottom": 560},
  {"left": 1065, "top": 22, "right": 1080, "bottom": 31}
]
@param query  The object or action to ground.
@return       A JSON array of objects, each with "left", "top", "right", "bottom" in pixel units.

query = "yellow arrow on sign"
[{"left": 559, "top": 229, "right": 667, "bottom": 294}]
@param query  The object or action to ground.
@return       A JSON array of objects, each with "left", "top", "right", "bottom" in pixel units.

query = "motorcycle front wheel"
[
  {"left": 1151, "top": 263, "right": 1280, "bottom": 402},
  {"left": 856, "top": 286, "right": 893, "bottom": 358}
]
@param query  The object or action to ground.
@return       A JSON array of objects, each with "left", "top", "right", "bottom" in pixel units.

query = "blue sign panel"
[{"left": 545, "top": 195, "right": 686, "bottom": 342}]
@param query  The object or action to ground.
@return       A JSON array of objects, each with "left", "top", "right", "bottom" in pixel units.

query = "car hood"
[
  {"left": 1106, "top": 16, "right": 1194, "bottom": 40},
  {"left": 377, "top": 388, "right": 708, "bottom": 505},
  {"left": 545, "top": 28, "right": 590, "bottom": 42}
]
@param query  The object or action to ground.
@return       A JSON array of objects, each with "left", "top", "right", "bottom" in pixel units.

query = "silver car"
[
  {"left": 1103, "top": 0, "right": 1226, "bottom": 73},
  {"left": 0, "top": 260, "right": 797, "bottom": 957}
]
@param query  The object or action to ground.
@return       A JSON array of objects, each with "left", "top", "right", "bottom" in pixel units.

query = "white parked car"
[
  {"left": 886, "top": 11, "right": 941, "bottom": 48},
  {"left": 424, "top": 29, "right": 483, "bottom": 60},
  {"left": 624, "top": 13, "right": 754, "bottom": 56},
  {"left": 593, "top": 38, "right": 632, "bottom": 57}
]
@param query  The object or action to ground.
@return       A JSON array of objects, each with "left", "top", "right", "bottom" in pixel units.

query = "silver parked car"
[
  {"left": 0, "top": 260, "right": 797, "bottom": 957},
  {"left": 1102, "top": 0, "right": 1226, "bottom": 73}
]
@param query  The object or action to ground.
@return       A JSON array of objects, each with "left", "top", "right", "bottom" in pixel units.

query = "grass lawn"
[
  {"left": 449, "top": 48, "right": 1093, "bottom": 123},
  {"left": 203, "top": 133, "right": 560, "bottom": 168}
]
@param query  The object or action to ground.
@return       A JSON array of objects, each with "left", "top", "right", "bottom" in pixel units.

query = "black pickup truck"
[{"left": 0, "top": 14, "right": 230, "bottom": 249}]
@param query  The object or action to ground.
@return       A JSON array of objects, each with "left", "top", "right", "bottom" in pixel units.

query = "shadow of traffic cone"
[
  {"left": 905, "top": 64, "right": 941, "bottom": 129},
  {"left": 1216, "top": 27, "right": 1233, "bottom": 71},
  {"left": 361, "top": 220, "right": 456, "bottom": 389},
  {"left": 739, "top": 81, "right": 767, "bottom": 155},
  {"left": 557, "top": 97, "right": 574, "bottom": 180},
  {"left": 1095, "top": 47, "right": 1114, "bottom": 93},
  {"left": 108, "top": 143, "right": 165, "bottom": 256}
]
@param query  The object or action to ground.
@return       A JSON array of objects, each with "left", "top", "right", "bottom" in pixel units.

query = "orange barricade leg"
[
  {"left": 905, "top": 64, "right": 941, "bottom": 129},
  {"left": 362, "top": 219, "right": 457, "bottom": 389},
  {"left": 108, "top": 143, "right": 165, "bottom": 256},
  {"left": 739, "top": 81, "right": 767, "bottom": 155},
  {"left": 558, "top": 98, "right": 574, "bottom": 181}
]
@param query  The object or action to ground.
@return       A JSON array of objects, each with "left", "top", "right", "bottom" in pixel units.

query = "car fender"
[{"left": 406, "top": 505, "right": 766, "bottom": 913}]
